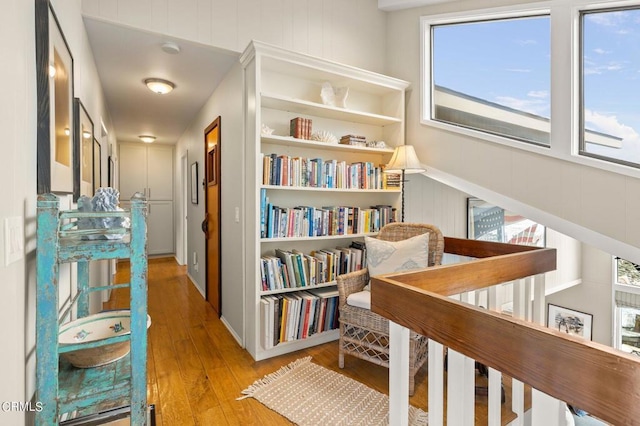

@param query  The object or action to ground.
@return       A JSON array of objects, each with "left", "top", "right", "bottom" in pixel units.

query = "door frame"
[
  {"left": 204, "top": 117, "right": 222, "bottom": 314},
  {"left": 181, "top": 151, "right": 188, "bottom": 266}
]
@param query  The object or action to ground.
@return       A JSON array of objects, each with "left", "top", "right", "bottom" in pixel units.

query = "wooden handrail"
[{"left": 371, "top": 237, "right": 640, "bottom": 425}]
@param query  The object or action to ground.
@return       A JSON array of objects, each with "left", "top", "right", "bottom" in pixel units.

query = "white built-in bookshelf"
[{"left": 241, "top": 41, "right": 410, "bottom": 361}]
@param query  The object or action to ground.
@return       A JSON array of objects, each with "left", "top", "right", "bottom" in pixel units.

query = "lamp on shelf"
[{"left": 384, "top": 145, "right": 425, "bottom": 222}]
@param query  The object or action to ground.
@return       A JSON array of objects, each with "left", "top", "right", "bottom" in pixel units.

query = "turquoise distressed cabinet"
[{"left": 35, "top": 193, "right": 149, "bottom": 425}]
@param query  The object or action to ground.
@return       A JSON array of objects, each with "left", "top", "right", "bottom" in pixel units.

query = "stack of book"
[
  {"left": 340, "top": 134, "right": 367, "bottom": 146},
  {"left": 260, "top": 287, "right": 340, "bottom": 349},
  {"left": 383, "top": 169, "right": 402, "bottom": 189},
  {"left": 290, "top": 117, "right": 312, "bottom": 139}
]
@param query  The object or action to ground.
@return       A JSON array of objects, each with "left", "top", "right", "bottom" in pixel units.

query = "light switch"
[
  {"left": 5, "top": 217, "right": 24, "bottom": 266},
  {"left": 235, "top": 207, "right": 240, "bottom": 223}
]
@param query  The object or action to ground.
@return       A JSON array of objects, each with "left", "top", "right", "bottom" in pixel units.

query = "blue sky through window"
[
  {"left": 432, "top": 9, "right": 640, "bottom": 165},
  {"left": 583, "top": 9, "right": 640, "bottom": 164}
]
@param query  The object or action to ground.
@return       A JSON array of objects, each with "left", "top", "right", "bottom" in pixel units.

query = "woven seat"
[{"left": 337, "top": 223, "right": 444, "bottom": 396}]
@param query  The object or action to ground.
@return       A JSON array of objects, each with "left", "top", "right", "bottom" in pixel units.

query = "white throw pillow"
[
  {"left": 345, "top": 233, "right": 431, "bottom": 310},
  {"left": 365, "top": 233, "right": 431, "bottom": 277}
]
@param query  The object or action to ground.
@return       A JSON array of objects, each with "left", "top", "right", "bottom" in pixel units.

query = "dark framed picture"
[
  {"left": 547, "top": 304, "right": 593, "bottom": 340},
  {"left": 467, "top": 197, "right": 546, "bottom": 247},
  {"left": 108, "top": 156, "right": 115, "bottom": 187},
  {"left": 74, "top": 98, "right": 94, "bottom": 199},
  {"left": 93, "top": 138, "right": 101, "bottom": 193},
  {"left": 36, "top": 0, "right": 75, "bottom": 194},
  {"left": 191, "top": 162, "right": 198, "bottom": 204}
]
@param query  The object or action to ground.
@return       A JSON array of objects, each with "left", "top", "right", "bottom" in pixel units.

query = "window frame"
[
  {"left": 423, "top": 9, "right": 552, "bottom": 149},
  {"left": 420, "top": 1, "right": 640, "bottom": 181},
  {"left": 578, "top": 5, "right": 640, "bottom": 169}
]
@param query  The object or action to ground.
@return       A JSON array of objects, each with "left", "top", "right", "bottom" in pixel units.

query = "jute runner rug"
[{"left": 239, "top": 357, "right": 428, "bottom": 425}]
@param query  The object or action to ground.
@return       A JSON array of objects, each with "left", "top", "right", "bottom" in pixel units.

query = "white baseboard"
[
  {"left": 187, "top": 272, "right": 206, "bottom": 298},
  {"left": 221, "top": 316, "right": 244, "bottom": 347}
]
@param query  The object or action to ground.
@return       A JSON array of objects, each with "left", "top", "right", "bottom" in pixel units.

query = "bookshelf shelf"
[
  {"left": 260, "top": 233, "right": 378, "bottom": 243},
  {"left": 260, "top": 281, "right": 337, "bottom": 296},
  {"left": 261, "top": 185, "right": 400, "bottom": 193},
  {"left": 261, "top": 135, "right": 395, "bottom": 154},
  {"left": 261, "top": 93, "right": 401, "bottom": 126},
  {"left": 242, "top": 41, "right": 409, "bottom": 361}
]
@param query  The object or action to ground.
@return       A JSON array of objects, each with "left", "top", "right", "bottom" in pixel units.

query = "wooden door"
[{"left": 203, "top": 117, "right": 221, "bottom": 316}]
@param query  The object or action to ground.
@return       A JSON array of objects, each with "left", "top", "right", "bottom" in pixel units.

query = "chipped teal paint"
[{"left": 36, "top": 193, "right": 149, "bottom": 425}]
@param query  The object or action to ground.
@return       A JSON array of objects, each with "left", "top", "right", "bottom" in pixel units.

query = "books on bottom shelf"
[
  {"left": 260, "top": 287, "right": 339, "bottom": 350},
  {"left": 260, "top": 242, "right": 367, "bottom": 291}
]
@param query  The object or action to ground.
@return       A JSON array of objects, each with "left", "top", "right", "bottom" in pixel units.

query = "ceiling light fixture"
[
  {"left": 161, "top": 42, "right": 181, "bottom": 55},
  {"left": 139, "top": 135, "right": 156, "bottom": 143},
  {"left": 144, "top": 78, "right": 175, "bottom": 95}
]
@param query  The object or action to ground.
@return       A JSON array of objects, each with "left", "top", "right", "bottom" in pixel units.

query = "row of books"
[
  {"left": 260, "top": 287, "right": 339, "bottom": 349},
  {"left": 261, "top": 153, "right": 395, "bottom": 190},
  {"left": 260, "top": 241, "right": 367, "bottom": 291},
  {"left": 260, "top": 198, "right": 397, "bottom": 239},
  {"left": 290, "top": 117, "right": 312, "bottom": 140}
]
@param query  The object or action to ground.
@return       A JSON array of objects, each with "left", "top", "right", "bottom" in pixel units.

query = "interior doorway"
[
  {"left": 181, "top": 152, "right": 188, "bottom": 266},
  {"left": 203, "top": 117, "right": 221, "bottom": 316}
]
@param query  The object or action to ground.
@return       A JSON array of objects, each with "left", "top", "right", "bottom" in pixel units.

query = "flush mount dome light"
[
  {"left": 139, "top": 135, "right": 156, "bottom": 143},
  {"left": 144, "top": 78, "right": 175, "bottom": 95}
]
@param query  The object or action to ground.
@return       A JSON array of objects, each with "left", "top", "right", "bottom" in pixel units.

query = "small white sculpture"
[
  {"left": 367, "top": 140, "right": 387, "bottom": 149},
  {"left": 320, "top": 82, "right": 349, "bottom": 108},
  {"left": 78, "top": 187, "right": 130, "bottom": 239},
  {"left": 261, "top": 123, "right": 275, "bottom": 136},
  {"left": 311, "top": 130, "right": 338, "bottom": 144}
]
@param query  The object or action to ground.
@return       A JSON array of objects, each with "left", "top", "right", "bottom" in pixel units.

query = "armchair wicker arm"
[{"left": 336, "top": 268, "right": 370, "bottom": 308}]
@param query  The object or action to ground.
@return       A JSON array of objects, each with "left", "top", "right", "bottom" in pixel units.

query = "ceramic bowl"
[{"left": 59, "top": 310, "right": 151, "bottom": 368}]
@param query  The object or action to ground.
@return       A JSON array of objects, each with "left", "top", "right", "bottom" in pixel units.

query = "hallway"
[{"left": 107, "top": 257, "right": 520, "bottom": 425}]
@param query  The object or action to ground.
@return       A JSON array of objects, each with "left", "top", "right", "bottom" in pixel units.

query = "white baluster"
[
  {"left": 428, "top": 340, "right": 444, "bottom": 426},
  {"left": 531, "top": 390, "right": 565, "bottom": 426},
  {"left": 389, "top": 321, "right": 409, "bottom": 426},
  {"left": 488, "top": 367, "right": 502, "bottom": 426},
  {"left": 447, "top": 349, "right": 475, "bottom": 426}
]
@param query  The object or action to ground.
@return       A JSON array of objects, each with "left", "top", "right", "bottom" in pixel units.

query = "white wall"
[
  {"left": 0, "top": 1, "right": 115, "bottom": 423},
  {"left": 175, "top": 62, "right": 245, "bottom": 342},
  {"left": 0, "top": 2, "right": 37, "bottom": 424},
  {"left": 547, "top": 244, "right": 613, "bottom": 345},
  {"left": 385, "top": 0, "right": 640, "bottom": 267},
  {"left": 81, "top": 0, "right": 388, "bottom": 74}
]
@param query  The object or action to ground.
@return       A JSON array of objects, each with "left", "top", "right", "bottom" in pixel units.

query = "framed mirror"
[
  {"left": 36, "top": 0, "right": 75, "bottom": 194},
  {"left": 74, "top": 98, "right": 94, "bottom": 200}
]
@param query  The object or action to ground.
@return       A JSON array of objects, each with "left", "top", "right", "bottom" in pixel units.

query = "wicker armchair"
[{"left": 337, "top": 223, "right": 444, "bottom": 395}]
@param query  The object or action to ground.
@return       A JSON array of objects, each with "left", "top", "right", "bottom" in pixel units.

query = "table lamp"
[{"left": 384, "top": 145, "right": 425, "bottom": 222}]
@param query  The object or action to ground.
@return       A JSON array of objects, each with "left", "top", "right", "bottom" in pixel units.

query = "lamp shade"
[{"left": 384, "top": 145, "right": 425, "bottom": 174}]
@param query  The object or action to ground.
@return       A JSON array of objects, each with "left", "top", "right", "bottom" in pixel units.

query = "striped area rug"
[{"left": 239, "top": 357, "right": 428, "bottom": 425}]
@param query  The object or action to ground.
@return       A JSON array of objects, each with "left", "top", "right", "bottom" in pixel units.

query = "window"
[
  {"left": 614, "top": 258, "right": 640, "bottom": 354},
  {"left": 617, "top": 257, "right": 640, "bottom": 287},
  {"left": 430, "top": 15, "right": 550, "bottom": 146},
  {"left": 580, "top": 7, "right": 640, "bottom": 168}
]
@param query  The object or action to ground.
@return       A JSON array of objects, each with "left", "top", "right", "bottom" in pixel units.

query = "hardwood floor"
[{"left": 105, "top": 257, "right": 519, "bottom": 425}]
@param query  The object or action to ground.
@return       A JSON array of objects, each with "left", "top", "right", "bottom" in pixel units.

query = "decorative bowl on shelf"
[{"left": 59, "top": 310, "right": 151, "bottom": 368}]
